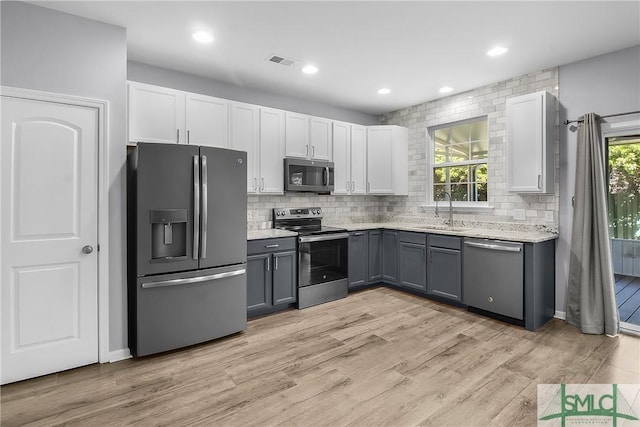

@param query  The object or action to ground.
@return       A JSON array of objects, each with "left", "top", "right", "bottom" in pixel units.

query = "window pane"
[
  {"left": 469, "top": 120, "right": 487, "bottom": 142},
  {"left": 434, "top": 143, "right": 447, "bottom": 164},
  {"left": 450, "top": 124, "right": 470, "bottom": 145},
  {"left": 475, "top": 163, "right": 488, "bottom": 183},
  {"left": 434, "top": 128, "right": 450, "bottom": 146},
  {"left": 449, "top": 143, "right": 470, "bottom": 162},
  {"left": 449, "top": 166, "right": 468, "bottom": 183},
  {"left": 470, "top": 140, "right": 488, "bottom": 160},
  {"left": 450, "top": 183, "right": 468, "bottom": 201},
  {"left": 433, "top": 184, "right": 447, "bottom": 201},
  {"left": 475, "top": 183, "right": 488, "bottom": 201},
  {"left": 433, "top": 167, "right": 447, "bottom": 184}
]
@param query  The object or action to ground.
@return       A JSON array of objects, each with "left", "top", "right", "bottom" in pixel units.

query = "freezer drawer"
[
  {"left": 131, "top": 264, "right": 247, "bottom": 357},
  {"left": 463, "top": 238, "right": 524, "bottom": 320}
]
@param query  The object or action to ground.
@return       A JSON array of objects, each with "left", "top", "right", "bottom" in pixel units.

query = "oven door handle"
[{"left": 298, "top": 232, "right": 350, "bottom": 243}]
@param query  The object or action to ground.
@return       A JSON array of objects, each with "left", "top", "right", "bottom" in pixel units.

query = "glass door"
[{"left": 606, "top": 134, "right": 640, "bottom": 327}]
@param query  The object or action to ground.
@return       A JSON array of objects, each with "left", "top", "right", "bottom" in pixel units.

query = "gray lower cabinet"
[
  {"left": 368, "top": 230, "right": 382, "bottom": 283},
  {"left": 348, "top": 231, "right": 368, "bottom": 289},
  {"left": 427, "top": 234, "right": 462, "bottom": 302},
  {"left": 399, "top": 232, "right": 427, "bottom": 292},
  {"left": 247, "top": 237, "right": 297, "bottom": 315},
  {"left": 382, "top": 230, "right": 398, "bottom": 284}
]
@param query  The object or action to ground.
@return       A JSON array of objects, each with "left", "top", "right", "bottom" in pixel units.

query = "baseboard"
[
  {"left": 621, "top": 322, "right": 640, "bottom": 336},
  {"left": 554, "top": 310, "right": 566, "bottom": 320},
  {"left": 108, "top": 348, "right": 132, "bottom": 363}
]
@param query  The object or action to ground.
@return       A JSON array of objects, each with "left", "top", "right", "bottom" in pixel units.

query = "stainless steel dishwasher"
[{"left": 463, "top": 238, "right": 524, "bottom": 320}]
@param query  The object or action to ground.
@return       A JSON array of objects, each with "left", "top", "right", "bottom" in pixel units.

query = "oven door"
[{"left": 298, "top": 233, "right": 349, "bottom": 288}]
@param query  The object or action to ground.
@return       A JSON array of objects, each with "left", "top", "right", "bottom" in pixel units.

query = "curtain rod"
[{"left": 564, "top": 110, "right": 640, "bottom": 125}]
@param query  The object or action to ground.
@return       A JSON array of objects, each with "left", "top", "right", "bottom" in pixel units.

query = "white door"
[
  {"left": 185, "top": 93, "right": 229, "bottom": 147},
  {"left": 1, "top": 96, "right": 99, "bottom": 384}
]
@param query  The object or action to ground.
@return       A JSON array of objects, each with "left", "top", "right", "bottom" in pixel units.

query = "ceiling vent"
[{"left": 267, "top": 54, "right": 298, "bottom": 67}]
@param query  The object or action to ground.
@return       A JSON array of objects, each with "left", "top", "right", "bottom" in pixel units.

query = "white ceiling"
[{"left": 29, "top": 1, "right": 640, "bottom": 115}]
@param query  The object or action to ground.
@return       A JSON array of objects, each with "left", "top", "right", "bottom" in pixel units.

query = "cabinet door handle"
[
  {"left": 177, "top": 129, "right": 180, "bottom": 144},
  {"left": 367, "top": 182, "right": 370, "bottom": 192},
  {"left": 274, "top": 256, "right": 279, "bottom": 270},
  {"left": 537, "top": 174, "right": 542, "bottom": 189},
  {"left": 266, "top": 257, "right": 270, "bottom": 272},
  {"left": 351, "top": 181, "right": 355, "bottom": 192},
  {"left": 305, "top": 145, "right": 309, "bottom": 157},
  {"left": 253, "top": 178, "right": 257, "bottom": 190},
  {"left": 346, "top": 181, "right": 350, "bottom": 192},
  {"left": 312, "top": 146, "right": 315, "bottom": 157},
  {"left": 187, "top": 130, "right": 190, "bottom": 145},
  {"left": 261, "top": 177, "right": 265, "bottom": 191}
]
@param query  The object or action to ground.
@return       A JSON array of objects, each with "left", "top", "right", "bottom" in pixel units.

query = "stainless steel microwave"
[{"left": 284, "top": 158, "right": 334, "bottom": 193}]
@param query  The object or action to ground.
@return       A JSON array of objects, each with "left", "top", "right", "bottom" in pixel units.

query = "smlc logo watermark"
[{"left": 538, "top": 384, "right": 640, "bottom": 426}]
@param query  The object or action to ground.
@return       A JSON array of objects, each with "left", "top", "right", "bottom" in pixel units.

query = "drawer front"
[
  {"left": 427, "top": 234, "right": 461, "bottom": 250},
  {"left": 398, "top": 231, "right": 427, "bottom": 245},
  {"left": 248, "top": 237, "right": 296, "bottom": 255}
]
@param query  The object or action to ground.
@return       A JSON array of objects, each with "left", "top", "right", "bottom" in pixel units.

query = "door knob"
[{"left": 82, "top": 245, "right": 94, "bottom": 254}]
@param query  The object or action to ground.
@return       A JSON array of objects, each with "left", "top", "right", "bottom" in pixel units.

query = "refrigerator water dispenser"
[{"left": 150, "top": 210, "right": 187, "bottom": 260}]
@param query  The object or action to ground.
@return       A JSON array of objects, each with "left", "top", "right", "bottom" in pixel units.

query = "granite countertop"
[
  {"left": 247, "top": 228, "right": 297, "bottom": 240},
  {"left": 326, "top": 222, "right": 558, "bottom": 243}
]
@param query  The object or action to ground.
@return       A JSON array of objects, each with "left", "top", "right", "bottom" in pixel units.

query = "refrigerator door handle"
[
  {"left": 141, "top": 268, "right": 246, "bottom": 289},
  {"left": 193, "top": 155, "right": 200, "bottom": 259},
  {"left": 201, "top": 155, "right": 208, "bottom": 259}
]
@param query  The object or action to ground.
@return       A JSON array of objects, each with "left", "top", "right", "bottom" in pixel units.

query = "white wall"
[
  {"left": 1, "top": 1, "right": 128, "bottom": 353},
  {"left": 128, "top": 61, "right": 378, "bottom": 125},
  {"left": 557, "top": 46, "right": 640, "bottom": 314}
]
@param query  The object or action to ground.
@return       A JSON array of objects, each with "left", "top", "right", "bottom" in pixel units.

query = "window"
[
  {"left": 606, "top": 134, "right": 640, "bottom": 240},
  {"left": 429, "top": 117, "right": 488, "bottom": 202}
]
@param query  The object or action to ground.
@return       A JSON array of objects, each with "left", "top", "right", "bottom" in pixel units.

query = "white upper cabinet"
[
  {"left": 506, "top": 91, "right": 555, "bottom": 193},
  {"left": 332, "top": 121, "right": 367, "bottom": 195},
  {"left": 350, "top": 125, "right": 367, "bottom": 194},
  {"left": 332, "top": 121, "right": 350, "bottom": 195},
  {"left": 284, "top": 112, "right": 309, "bottom": 158},
  {"left": 230, "top": 102, "right": 260, "bottom": 193},
  {"left": 259, "top": 108, "right": 286, "bottom": 194},
  {"left": 309, "top": 117, "right": 332, "bottom": 161},
  {"left": 367, "top": 126, "right": 408, "bottom": 195},
  {"left": 128, "top": 81, "right": 229, "bottom": 147},
  {"left": 185, "top": 93, "right": 229, "bottom": 147},
  {"left": 128, "top": 82, "right": 185, "bottom": 144}
]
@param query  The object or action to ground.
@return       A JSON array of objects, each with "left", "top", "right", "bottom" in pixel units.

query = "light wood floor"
[{"left": 2, "top": 287, "right": 639, "bottom": 427}]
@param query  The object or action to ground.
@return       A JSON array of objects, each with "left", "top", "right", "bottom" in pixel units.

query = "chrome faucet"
[{"left": 442, "top": 191, "right": 453, "bottom": 227}]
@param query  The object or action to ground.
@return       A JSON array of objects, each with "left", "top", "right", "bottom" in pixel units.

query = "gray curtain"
[{"left": 566, "top": 113, "right": 619, "bottom": 335}]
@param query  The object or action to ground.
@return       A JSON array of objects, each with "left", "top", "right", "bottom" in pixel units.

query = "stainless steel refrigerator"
[{"left": 128, "top": 143, "right": 247, "bottom": 357}]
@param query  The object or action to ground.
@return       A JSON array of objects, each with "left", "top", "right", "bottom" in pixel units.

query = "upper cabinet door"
[
  {"left": 309, "top": 117, "right": 332, "bottom": 161},
  {"left": 350, "top": 125, "right": 367, "bottom": 195},
  {"left": 185, "top": 94, "right": 229, "bottom": 148},
  {"left": 260, "top": 108, "right": 285, "bottom": 194},
  {"left": 506, "top": 91, "right": 555, "bottom": 193},
  {"left": 332, "top": 121, "right": 350, "bottom": 195},
  {"left": 284, "top": 112, "right": 309, "bottom": 158},
  {"left": 230, "top": 102, "right": 260, "bottom": 193},
  {"left": 367, "top": 127, "right": 394, "bottom": 194},
  {"left": 128, "top": 82, "right": 185, "bottom": 144}
]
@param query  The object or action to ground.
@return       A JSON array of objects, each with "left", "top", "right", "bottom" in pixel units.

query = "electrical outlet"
[
  {"left": 545, "top": 211, "right": 554, "bottom": 222},
  {"left": 513, "top": 209, "right": 526, "bottom": 221}
]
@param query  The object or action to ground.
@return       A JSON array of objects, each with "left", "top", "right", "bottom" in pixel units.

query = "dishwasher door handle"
[{"left": 464, "top": 241, "right": 522, "bottom": 252}]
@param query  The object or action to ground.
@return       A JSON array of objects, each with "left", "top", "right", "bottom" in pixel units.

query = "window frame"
[{"left": 426, "top": 116, "right": 492, "bottom": 210}]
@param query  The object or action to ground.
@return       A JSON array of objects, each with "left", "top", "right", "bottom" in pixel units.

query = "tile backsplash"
[{"left": 248, "top": 67, "right": 560, "bottom": 232}]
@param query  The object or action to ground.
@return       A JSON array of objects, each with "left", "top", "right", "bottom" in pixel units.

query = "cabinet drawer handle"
[
  {"left": 353, "top": 232, "right": 364, "bottom": 236},
  {"left": 265, "top": 244, "right": 279, "bottom": 248}
]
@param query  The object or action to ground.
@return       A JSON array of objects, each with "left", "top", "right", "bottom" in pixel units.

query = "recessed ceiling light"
[
  {"left": 192, "top": 31, "right": 214, "bottom": 44},
  {"left": 378, "top": 88, "right": 391, "bottom": 95},
  {"left": 439, "top": 86, "right": 453, "bottom": 94},
  {"left": 302, "top": 64, "right": 318, "bottom": 75},
  {"left": 487, "top": 46, "right": 508, "bottom": 57}
]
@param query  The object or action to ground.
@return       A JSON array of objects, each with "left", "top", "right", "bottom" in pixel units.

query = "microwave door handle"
[
  {"left": 323, "top": 166, "right": 329, "bottom": 185},
  {"left": 193, "top": 155, "right": 200, "bottom": 259},
  {"left": 201, "top": 155, "right": 208, "bottom": 259}
]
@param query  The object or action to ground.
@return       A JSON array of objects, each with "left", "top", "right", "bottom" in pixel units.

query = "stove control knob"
[
  {"left": 317, "top": 208, "right": 322, "bottom": 214},
  {"left": 312, "top": 210, "right": 316, "bottom": 214},
  {"left": 276, "top": 212, "right": 280, "bottom": 216},
  {"left": 280, "top": 211, "right": 286, "bottom": 216}
]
